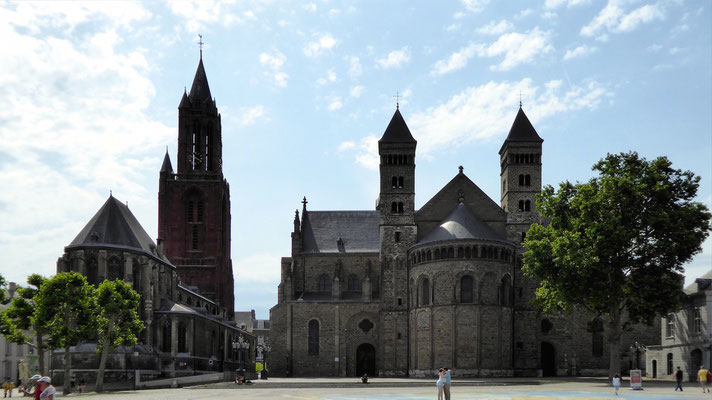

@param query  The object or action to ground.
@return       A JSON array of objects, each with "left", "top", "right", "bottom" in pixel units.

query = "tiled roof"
[
  {"left": 302, "top": 211, "right": 380, "bottom": 253},
  {"left": 417, "top": 202, "right": 509, "bottom": 245},
  {"left": 379, "top": 108, "right": 416, "bottom": 143},
  {"left": 503, "top": 107, "right": 543, "bottom": 143}
]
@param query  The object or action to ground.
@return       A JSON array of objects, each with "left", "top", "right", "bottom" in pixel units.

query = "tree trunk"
[
  {"left": 95, "top": 340, "right": 110, "bottom": 393},
  {"left": 36, "top": 335, "right": 45, "bottom": 375},
  {"left": 607, "top": 308, "right": 623, "bottom": 379},
  {"left": 63, "top": 345, "right": 71, "bottom": 395}
]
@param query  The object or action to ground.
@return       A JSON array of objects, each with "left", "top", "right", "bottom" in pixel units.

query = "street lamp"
[
  {"left": 630, "top": 341, "right": 646, "bottom": 370},
  {"left": 260, "top": 344, "right": 271, "bottom": 380},
  {"left": 234, "top": 336, "right": 250, "bottom": 381}
]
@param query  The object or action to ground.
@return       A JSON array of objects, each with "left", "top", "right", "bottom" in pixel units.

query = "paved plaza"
[{"left": 11, "top": 377, "right": 711, "bottom": 399}]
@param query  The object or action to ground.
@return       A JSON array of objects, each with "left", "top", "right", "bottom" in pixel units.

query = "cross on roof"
[
  {"left": 519, "top": 90, "right": 524, "bottom": 108},
  {"left": 198, "top": 34, "right": 204, "bottom": 59},
  {"left": 393, "top": 92, "right": 401, "bottom": 109}
]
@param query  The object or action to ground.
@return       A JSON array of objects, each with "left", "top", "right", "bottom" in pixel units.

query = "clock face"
[{"left": 189, "top": 152, "right": 203, "bottom": 164}]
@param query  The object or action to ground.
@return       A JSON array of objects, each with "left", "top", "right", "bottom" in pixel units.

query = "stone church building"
[
  {"left": 52, "top": 57, "right": 254, "bottom": 383},
  {"left": 269, "top": 106, "right": 658, "bottom": 377}
]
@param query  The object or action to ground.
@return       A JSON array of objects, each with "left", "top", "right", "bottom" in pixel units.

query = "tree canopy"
[{"left": 523, "top": 152, "right": 711, "bottom": 374}]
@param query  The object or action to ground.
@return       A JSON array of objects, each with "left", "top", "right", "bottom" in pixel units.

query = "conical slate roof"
[
  {"left": 379, "top": 108, "right": 416, "bottom": 143},
  {"left": 503, "top": 107, "right": 543, "bottom": 143},
  {"left": 68, "top": 195, "right": 158, "bottom": 256},
  {"left": 178, "top": 89, "right": 191, "bottom": 108},
  {"left": 160, "top": 150, "right": 173, "bottom": 173},
  {"left": 417, "top": 202, "right": 508, "bottom": 245},
  {"left": 188, "top": 59, "right": 212, "bottom": 103}
]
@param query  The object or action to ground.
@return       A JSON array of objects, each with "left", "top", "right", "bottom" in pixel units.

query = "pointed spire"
[
  {"left": 188, "top": 58, "right": 212, "bottom": 103},
  {"left": 379, "top": 108, "right": 416, "bottom": 143},
  {"left": 160, "top": 149, "right": 173, "bottom": 173},
  {"left": 293, "top": 209, "right": 301, "bottom": 233},
  {"left": 179, "top": 87, "right": 191, "bottom": 108},
  {"left": 503, "top": 107, "right": 543, "bottom": 144}
]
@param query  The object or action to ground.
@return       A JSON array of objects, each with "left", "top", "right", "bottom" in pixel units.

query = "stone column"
[
  {"left": 189, "top": 317, "right": 195, "bottom": 355},
  {"left": 171, "top": 318, "right": 178, "bottom": 356},
  {"left": 123, "top": 253, "right": 133, "bottom": 282},
  {"left": 362, "top": 277, "right": 371, "bottom": 301}
]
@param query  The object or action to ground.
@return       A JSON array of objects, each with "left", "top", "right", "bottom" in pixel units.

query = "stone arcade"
[{"left": 269, "top": 106, "right": 658, "bottom": 377}]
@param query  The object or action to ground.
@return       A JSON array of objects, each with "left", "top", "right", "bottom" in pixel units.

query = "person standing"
[
  {"left": 612, "top": 373, "right": 621, "bottom": 396},
  {"left": 698, "top": 365, "right": 710, "bottom": 393},
  {"left": 36, "top": 378, "right": 53, "bottom": 400},
  {"left": 3, "top": 377, "right": 15, "bottom": 398},
  {"left": 436, "top": 368, "right": 445, "bottom": 400},
  {"left": 443, "top": 367, "right": 451, "bottom": 400},
  {"left": 675, "top": 366, "right": 684, "bottom": 391}
]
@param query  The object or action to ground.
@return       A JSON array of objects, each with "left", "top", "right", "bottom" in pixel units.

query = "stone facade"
[
  {"left": 270, "top": 106, "right": 659, "bottom": 378},
  {"left": 646, "top": 271, "right": 712, "bottom": 381}
]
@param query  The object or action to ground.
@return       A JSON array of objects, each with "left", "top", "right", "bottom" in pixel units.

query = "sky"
[{"left": 0, "top": 0, "right": 710, "bottom": 320}]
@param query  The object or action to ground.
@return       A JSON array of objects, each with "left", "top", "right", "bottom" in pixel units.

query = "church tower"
[
  {"left": 158, "top": 56, "right": 235, "bottom": 318},
  {"left": 499, "top": 106, "right": 543, "bottom": 244},
  {"left": 377, "top": 107, "right": 416, "bottom": 375}
]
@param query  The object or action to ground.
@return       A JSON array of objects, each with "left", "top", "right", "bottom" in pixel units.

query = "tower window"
[
  {"left": 187, "top": 201, "right": 194, "bottom": 222},
  {"left": 521, "top": 232, "right": 526, "bottom": 243},
  {"left": 518, "top": 174, "right": 524, "bottom": 186},
  {"left": 204, "top": 133, "right": 210, "bottom": 171},
  {"left": 421, "top": 278, "right": 430, "bottom": 306},
  {"left": 518, "top": 200, "right": 524, "bottom": 211},
  {"left": 524, "top": 200, "right": 531, "bottom": 211},
  {"left": 394, "top": 232, "right": 401, "bottom": 242},
  {"left": 398, "top": 202, "right": 404, "bottom": 214},
  {"left": 392, "top": 177, "right": 398, "bottom": 188},
  {"left": 308, "top": 319, "right": 320, "bottom": 355},
  {"left": 197, "top": 201, "right": 204, "bottom": 222},
  {"left": 391, "top": 202, "right": 398, "bottom": 213},
  {"left": 192, "top": 225, "right": 199, "bottom": 250},
  {"left": 525, "top": 174, "right": 531, "bottom": 186},
  {"left": 398, "top": 176, "right": 404, "bottom": 188},
  {"left": 460, "top": 275, "right": 473, "bottom": 303}
]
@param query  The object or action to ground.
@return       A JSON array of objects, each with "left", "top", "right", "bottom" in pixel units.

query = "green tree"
[
  {"left": 94, "top": 279, "right": 144, "bottom": 393},
  {"left": 35, "top": 272, "right": 96, "bottom": 395},
  {"left": 523, "top": 152, "right": 711, "bottom": 376},
  {"left": 0, "top": 274, "right": 49, "bottom": 375},
  {"left": 0, "top": 273, "right": 7, "bottom": 303}
]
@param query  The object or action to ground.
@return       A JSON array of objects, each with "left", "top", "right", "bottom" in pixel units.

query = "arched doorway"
[
  {"left": 691, "top": 349, "right": 703, "bottom": 381},
  {"left": 652, "top": 360, "right": 657, "bottom": 378},
  {"left": 541, "top": 342, "right": 556, "bottom": 377},
  {"left": 356, "top": 343, "right": 376, "bottom": 376}
]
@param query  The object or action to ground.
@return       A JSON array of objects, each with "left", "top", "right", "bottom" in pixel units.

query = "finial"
[
  {"left": 458, "top": 165, "right": 463, "bottom": 174},
  {"left": 302, "top": 196, "right": 308, "bottom": 206},
  {"left": 519, "top": 90, "right": 523, "bottom": 108},
  {"left": 110, "top": 190, "right": 113, "bottom": 197},
  {"left": 393, "top": 91, "right": 401, "bottom": 109},
  {"left": 198, "top": 34, "right": 204, "bottom": 59},
  {"left": 126, "top": 201, "right": 129, "bottom": 208}
]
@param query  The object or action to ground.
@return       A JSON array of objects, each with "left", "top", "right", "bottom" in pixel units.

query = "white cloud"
[
  {"left": 329, "top": 8, "right": 341, "bottom": 16},
  {"left": 431, "top": 43, "right": 480, "bottom": 75},
  {"left": 237, "top": 105, "right": 265, "bottom": 126},
  {"left": 338, "top": 135, "right": 379, "bottom": 170},
  {"left": 478, "top": 19, "right": 513, "bottom": 35},
  {"left": 346, "top": 56, "right": 362, "bottom": 77},
  {"left": 376, "top": 46, "right": 411, "bottom": 69},
  {"left": 0, "top": 3, "right": 171, "bottom": 284},
  {"left": 478, "top": 28, "right": 554, "bottom": 71},
  {"left": 581, "top": 1, "right": 665, "bottom": 37},
  {"left": 316, "top": 69, "right": 338, "bottom": 86},
  {"left": 461, "top": 0, "right": 489, "bottom": 12},
  {"left": 259, "top": 50, "right": 288, "bottom": 87},
  {"left": 563, "top": 45, "right": 598, "bottom": 60},
  {"left": 169, "top": 0, "right": 245, "bottom": 32},
  {"left": 668, "top": 47, "right": 680, "bottom": 55},
  {"left": 350, "top": 85, "right": 365, "bottom": 98},
  {"left": 304, "top": 2, "right": 317, "bottom": 12},
  {"left": 337, "top": 141, "right": 356, "bottom": 152},
  {"left": 328, "top": 97, "right": 343, "bottom": 111},
  {"left": 339, "top": 78, "right": 611, "bottom": 165},
  {"left": 304, "top": 33, "right": 338, "bottom": 57},
  {"left": 545, "top": 0, "right": 590, "bottom": 9},
  {"left": 446, "top": 23, "right": 462, "bottom": 32},
  {"left": 516, "top": 9, "right": 534, "bottom": 18},
  {"left": 647, "top": 43, "right": 663, "bottom": 52}
]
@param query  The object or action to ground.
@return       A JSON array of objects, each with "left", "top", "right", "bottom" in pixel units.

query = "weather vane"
[
  {"left": 198, "top": 34, "right": 204, "bottom": 58},
  {"left": 394, "top": 92, "right": 401, "bottom": 109},
  {"left": 519, "top": 90, "right": 523, "bottom": 108}
]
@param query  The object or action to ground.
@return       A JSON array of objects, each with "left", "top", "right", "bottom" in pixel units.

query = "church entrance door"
[
  {"left": 691, "top": 349, "right": 703, "bottom": 381},
  {"left": 356, "top": 343, "right": 376, "bottom": 377},
  {"left": 541, "top": 342, "right": 556, "bottom": 377}
]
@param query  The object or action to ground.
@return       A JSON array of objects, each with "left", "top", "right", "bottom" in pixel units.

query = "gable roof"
[
  {"left": 379, "top": 108, "right": 416, "bottom": 143},
  {"left": 417, "top": 202, "right": 509, "bottom": 245},
  {"left": 684, "top": 269, "right": 712, "bottom": 295},
  {"left": 68, "top": 195, "right": 159, "bottom": 258},
  {"left": 302, "top": 211, "right": 380, "bottom": 253}
]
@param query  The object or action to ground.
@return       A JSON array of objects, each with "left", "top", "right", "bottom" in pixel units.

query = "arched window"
[
  {"left": 308, "top": 319, "right": 320, "bottom": 355},
  {"left": 518, "top": 200, "right": 525, "bottom": 211},
  {"left": 416, "top": 252, "right": 421, "bottom": 263},
  {"left": 398, "top": 202, "right": 404, "bottom": 213},
  {"left": 525, "top": 174, "right": 531, "bottom": 186},
  {"left": 192, "top": 225, "right": 199, "bottom": 250},
  {"left": 162, "top": 323, "right": 171, "bottom": 352},
  {"left": 666, "top": 314, "right": 675, "bottom": 337},
  {"left": 591, "top": 318, "right": 604, "bottom": 357},
  {"left": 197, "top": 201, "right": 204, "bottom": 222},
  {"left": 392, "top": 177, "right": 398, "bottom": 188},
  {"left": 391, "top": 202, "right": 398, "bottom": 213},
  {"left": 132, "top": 262, "right": 141, "bottom": 292},
  {"left": 318, "top": 274, "right": 331, "bottom": 292},
  {"left": 457, "top": 247, "right": 464, "bottom": 258},
  {"left": 421, "top": 278, "right": 430, "bottom": 306},
  {"left": 460, "top": 275, "right": 473, "bottom": 303},
  {"left": 398, "top": 177, "right": 404, "bottom": 188},
  {"left": 465, "top": 247, "right": 471, "bottom": 258},
  {"left": 187, "top": 201, "right": 194, "bottom": 222},
  {"left": 488, "top": 247, "right": 494, "bottom": 259},
  {"left": 499, "top": 274, "right": 512, "bottom": 306},
  {"left": 448, "top": 247, "right": 454, "bottom": 258},
  {"left": 426, "top": 250, "right": 431, "bottom": 261},
  {"left": 524, "top": 200, "right": 531, "bottom": 211},
  {"left": 178, "top": 322, "right": 187, "bottom": 353},
  {"left": 108, "top": 257, "right": 122, "bottom": 281},
  {"left": 518, "top": 174, "right": 524, "bottom": 186},
  {"left": 666, "top": 353, "right": 673, "bottom": 375},
  {"left": 86, "top": 257, "right": 98, "bottom": 286},
  {"left": 347, "top": 274, "right": 361, "bottom": 292},
  {"left": 434, "top": 249, "right": 440, "bottom": 260}
]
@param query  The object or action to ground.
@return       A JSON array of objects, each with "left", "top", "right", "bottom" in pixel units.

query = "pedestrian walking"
[
  {"left": 436, "top": 368, "right": 445, "bottom": 400},
  {"left": 36, "top": 378, "right": 53, "bottom": 400},
  {"left": 612, "top": 373, "right": 620, "bottom": 396},
  {"left": 675, "top": 366, "right": 684, "bottom": 391},
  {"left": 698, "top": 365, "right": 710, "bottom": 393},
  {"left": 443, "top": 367, "right": 451, "bottom": 400},
  {"left": 2, "top": 377, "right": 15, "bottom": 398}
]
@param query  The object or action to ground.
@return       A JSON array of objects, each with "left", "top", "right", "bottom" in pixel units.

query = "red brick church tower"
[{"left": 158, "top": 56, "right": 234, "bottom": 317}]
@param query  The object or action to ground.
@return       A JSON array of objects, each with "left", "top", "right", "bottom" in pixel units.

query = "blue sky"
[{"left": 0, "top": 0, "right": 709, "bottom": 319}]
